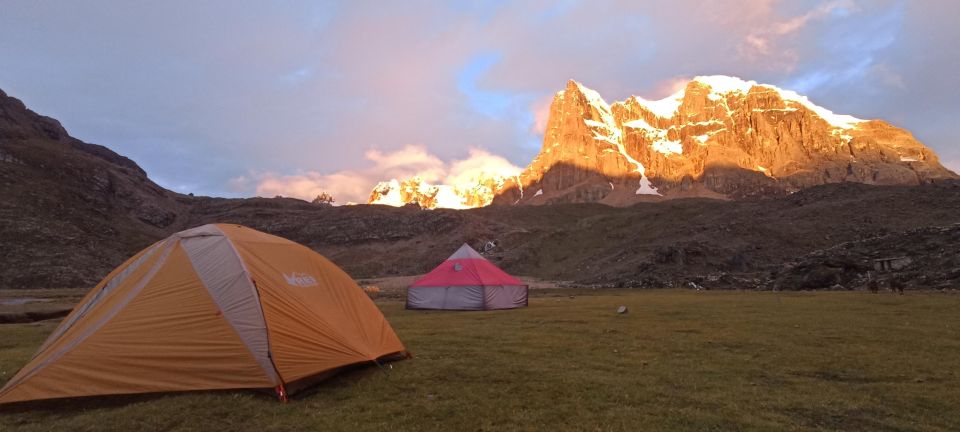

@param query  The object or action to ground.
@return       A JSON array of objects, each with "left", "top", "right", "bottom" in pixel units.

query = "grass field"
[{"left": 1, "top": 289, "right": 959, "bottom": 431}]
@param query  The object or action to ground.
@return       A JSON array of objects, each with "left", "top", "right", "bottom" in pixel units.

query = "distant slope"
[{"left": 185, "top": 181, "right": 960, "bottom": 292}]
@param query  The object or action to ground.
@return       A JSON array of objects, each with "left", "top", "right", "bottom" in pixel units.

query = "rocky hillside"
[
  {"left": 773, "top": 223, "right": 960, "bottom": 292},
  {"left": 2, "top": 86, "right": 959, "bottom": 291},
  {"left": 171, "top": 181, "right": 960, "bottom": 292},
  {"left": 0, "top": 88, "right": 188, "bottom": 288}
]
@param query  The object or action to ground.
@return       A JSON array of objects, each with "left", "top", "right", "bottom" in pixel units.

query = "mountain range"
[
  {"left": 2, "top": 84, "right": 959, "bottom": 292},
  {"left": 370, "top": 76, "right": 956, "bottom": 207}
]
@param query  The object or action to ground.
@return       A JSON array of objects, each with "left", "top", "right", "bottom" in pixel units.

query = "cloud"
[
  {"left": 444, "top": 148, "right": 523, "bottom": 187},
  {"left": 0, "top": 0, "right": 957, "bottom": 199},
  {"left": 652, "top": 77, "right": 692, "bottom": 99},
  {"left": 247, "top": 145, "right": 520, "bottom": 204},
  {"left": 738, "top": 0, "right": 857, "bottom": 71},
  {"left": 249, "top": 145, "right": 444, "bottom": 203},
  {"left": 530, "top": 95, "right": 553, "bottom": 134},
  {"left": 866, "top": 63, "right": 905, "bottom": 90}
]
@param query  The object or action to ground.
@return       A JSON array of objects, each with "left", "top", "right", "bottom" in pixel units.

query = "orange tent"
[{"left": 0, "top": 224, "right": 407, "bottom": 404}]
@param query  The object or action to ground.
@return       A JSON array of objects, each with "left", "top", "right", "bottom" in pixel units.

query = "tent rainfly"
[
  {"left": 0, "top": 224, "right": 407, "bottom": 404},
  {"left": 406, "top": 243, "right": 528, "bottom": 310}
]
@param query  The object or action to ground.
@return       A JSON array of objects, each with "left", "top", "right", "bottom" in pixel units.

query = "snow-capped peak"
[
  {"left": 368, "top": 170, "right": 519, "bottom": 210},
  {"left": 691, "top": 75, "right": 865, "bottom": 129},
  {"left": 692, "top": 75, "right": 757, "bottom": 95},
  {"left": 569, "top": 80, "right": 620, "bottom": 129},
  {"left": 599, "top": 75, "right": 866, "bottom": 130},
  {"left": 631, "top": 93, "right": 684, "bottom": 119},
  {"left": 772, "top": 87, "right": 865, "bottom": 130},
  {"left": 570, "top": 80, "right": 612, "bottom": 112}
]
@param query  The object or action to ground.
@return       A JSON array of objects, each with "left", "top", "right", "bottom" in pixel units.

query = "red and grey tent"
[{"left": 406, "top": 244, "right": 528, "bottom": 310}]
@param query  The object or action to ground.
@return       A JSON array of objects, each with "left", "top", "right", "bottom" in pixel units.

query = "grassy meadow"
[{"left": 1, "top": 289, "right": 959, "bottom": 431}]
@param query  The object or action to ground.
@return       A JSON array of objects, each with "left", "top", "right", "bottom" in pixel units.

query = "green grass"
[{"left": 2, "top": 290, "right": 959, "bottom": 431}]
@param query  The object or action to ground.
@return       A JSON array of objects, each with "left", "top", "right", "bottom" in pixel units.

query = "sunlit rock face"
[
  {"left": 368, "top": 174, "right": 511, "bottom": 209},
  {"left": 494, "top": 75, "right": 957, "bottom": 206},
  {"left": 371, "top": 76, "right": 957, "bottom": 208}
]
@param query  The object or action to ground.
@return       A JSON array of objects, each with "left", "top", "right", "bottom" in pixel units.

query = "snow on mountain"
[
  {"left": 493, "top": 75, "right": 955, "bottom": 206},
  {"left": 368, "top": 171, "right": 518, "bottom": 209},
  {"left": 623, "top": 75, "right": 865, "bottom": 130},
  {"left": 630, "top": 94, "right": 684, "bottom": 119},
  {"left": 367, "top": 148, "right": 521, "bottom": 209},
  {"left": 371, "top": 75, "right": 955, "bottom": 208},
  {"left": 692, "top": 75, "right": 865, "bottom": 129}
]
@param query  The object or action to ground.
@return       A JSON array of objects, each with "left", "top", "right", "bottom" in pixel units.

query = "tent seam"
[{"left": 214, "top": 226, "right": 285, "bottom": 386}]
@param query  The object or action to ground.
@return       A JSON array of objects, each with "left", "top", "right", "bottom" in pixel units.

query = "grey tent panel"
[
  {"left": 406, "top": 286, "right": 485, "bottom": 310},
  {"left": 407, "top": 285, "right": 528, "bottom": 310},
  {"left": 180, "top": 229, "right": 280, "bottom": 385},
  {"left": 483, "top": 285, "right": 528, "bottom": 310}
]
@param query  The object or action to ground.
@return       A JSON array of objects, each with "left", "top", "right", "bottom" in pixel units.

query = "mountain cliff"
[{"left": 493, "top": 76, "right": 956, "bottom": 205}]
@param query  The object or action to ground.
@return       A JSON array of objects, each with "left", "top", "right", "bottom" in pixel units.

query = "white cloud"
[
  {"left": 530, "top": 95, "right": 553, "bottom": 134},
  {"left": 738, "top": 0, "right": 856, "bottom": 71},
  {"left": 247, "top": 145, "right": 521, "bottom": 204},
  {"left": 867, "top": 63, "right": 905, "bottom": 90},
  {"left": 652, "top": 76, "right": 692, "bottom": 99},
  {"left": 445, "top": 148, "right": 523, "bottom": 186},
  {"left": 5, "top": 0, "right": 958, "bottom": 198}
]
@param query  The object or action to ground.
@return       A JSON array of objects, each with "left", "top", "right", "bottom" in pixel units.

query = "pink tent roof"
[{"left": 411, "top": 244, "right": 524, "bottom": 287}]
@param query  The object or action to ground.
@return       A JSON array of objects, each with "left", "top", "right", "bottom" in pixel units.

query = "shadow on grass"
[
  {"left": 782, "top": 406, "right": 902, "bottom": 432},
  {"left": 0, "top": 362, "right": 403, "bottom": 415},
  {"left": 0, "top": 388, "right": 284, "bottom": 416},
  {"left": 790, "top": 369, "right": 911, "bottom": 385}
]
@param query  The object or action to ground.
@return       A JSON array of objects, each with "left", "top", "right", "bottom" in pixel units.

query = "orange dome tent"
[{"left": 0, "top": 224, "right": 407, "bottom": 404}]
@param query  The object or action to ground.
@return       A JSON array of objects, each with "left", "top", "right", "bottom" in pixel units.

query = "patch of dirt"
[
  {"left": 0, "top": 309, "right": 71, "bottom": 324},
  {"left": 0, "top": 289, "right": 85, "bottom": 322}
]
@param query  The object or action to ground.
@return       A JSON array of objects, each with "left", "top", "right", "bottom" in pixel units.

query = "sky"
[{"left": 1, "top": 0, "right": 958, "bottom": 203}]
